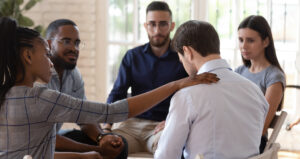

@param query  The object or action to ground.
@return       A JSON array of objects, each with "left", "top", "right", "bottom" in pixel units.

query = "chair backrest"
[
  {"left": 194, "top": 143, "right": 280, "bottom": 159},
  {"left": 248, "top": 143, "right": 280, "bottom": 159},
  {"left": 264, "top": 111, "right": 287, "bottom": 152},
  {"left": 194, "top": 154, "right": 204, "bottom": 159}
]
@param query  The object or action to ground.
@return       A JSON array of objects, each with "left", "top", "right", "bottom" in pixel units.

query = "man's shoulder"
[
  {"left": 69, "top": 67, "right": 83, "bottom": 78},
  {"left": 126, "top": 43, "right": 148, "bottom": 55}
]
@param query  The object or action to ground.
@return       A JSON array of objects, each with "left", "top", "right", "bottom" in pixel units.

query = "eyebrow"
[
  {"left": 60, "top": 37, "right": 81, "bottom": 42},
  {"left": 148, "top": 20, "right": 169, "bottom": 23}
]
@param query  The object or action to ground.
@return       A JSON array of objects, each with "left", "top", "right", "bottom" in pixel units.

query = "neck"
[
  {"left": 249, "top": 57, "right": 270, "bottom": 73},
  {"left": 196, "top": 54, "right": 221, "bottom": 70},
  {"left": 150, "top": 39, "right": 170, "bottom": 57},
  {"left": 54, "top": 65, "right": 64, "bottom": 82},
  {"left": 15, "top": 70, "right": 34, "bottom": 87}
]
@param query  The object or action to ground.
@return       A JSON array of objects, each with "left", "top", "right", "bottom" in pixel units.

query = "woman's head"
[
  {"left": 238, "top": 15, "right": 283, "bottom": 72},
  {"left": 0, "top": 17, "right": 53, "bottom": 105}
]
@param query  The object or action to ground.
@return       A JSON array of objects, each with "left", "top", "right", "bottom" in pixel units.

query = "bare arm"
[
  {"left": 80, "top": 124, "right": 103, "bottom": 143},
  {"left": 54, "top": 151, "right": 102, "bottom": 159},
  {"left": 127, "top": 73, "right": 219, "bottom": 118},
  {"left": 55, "top": 135, "right": 100, "bottom": 152},
  {"left": 262, "top": 82, "right": 283, "bottom": 135}
]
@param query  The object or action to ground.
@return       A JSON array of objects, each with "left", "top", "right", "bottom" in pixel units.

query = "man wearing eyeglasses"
[
  {"left": 45, "top": 19, "right": 127, "bottom": 159},
  {"left": 104, "top": 1, "right": 188, "bottom": 154}
]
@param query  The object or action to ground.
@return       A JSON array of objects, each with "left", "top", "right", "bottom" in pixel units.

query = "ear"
[
  {"left": 170, "top": 22, "right": 175, "bottom": 32},
  {"left": 21, "top": 48, "right": 33, "bottom": 65},
  {"left": 183, "top": 46, "right": 193, "bottom": 61},
  {"left": 263, "top": 37, "right": 269, "bottom": 48},
  {"left": 47, "top": 39, "right": 52, "bottom": 50},
  {"left": 144, "top": 22, "right": 148, "bottom": 31}
]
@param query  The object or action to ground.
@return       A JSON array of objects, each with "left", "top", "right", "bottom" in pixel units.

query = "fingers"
[{"left": 194, "top": 72, "right": 220, "bottom": 83}]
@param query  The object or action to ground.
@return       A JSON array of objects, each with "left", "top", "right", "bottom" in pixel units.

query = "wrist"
[
  {"left": 102, "top": 128, "right": 111, "bottom": 133},
  {"left": 96, "top": 133, "right": 105, "bottom": 145}
]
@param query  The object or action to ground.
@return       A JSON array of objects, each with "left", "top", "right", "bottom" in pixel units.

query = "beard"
[
  {"left": 51, "top": 53, "right": 77, "bottom": 70},
  {"left": 149, "top": 32, "right": 170, "bottom": 47}
]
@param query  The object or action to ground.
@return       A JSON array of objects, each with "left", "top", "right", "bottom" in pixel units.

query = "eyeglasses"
[
  {"left": 146, "top": 21, "right": 170, "bottom": 31},
  {"left": 56, "top": 38, "right": 85, "bottom": 49}
]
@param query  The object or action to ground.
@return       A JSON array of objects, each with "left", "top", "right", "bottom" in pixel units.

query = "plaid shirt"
[{"left": 0, "top": 86, "right": 128, "bottom": 159}]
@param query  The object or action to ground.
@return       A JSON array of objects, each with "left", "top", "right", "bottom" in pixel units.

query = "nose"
[
  {"left": 50, "top": 60, "right": 54, "bottom": 68},
  {"left": 153, "top": 24, "right": 162, "bottom": 34},
  {"left": 240, "top": 41, "right": 247, "bottom": 49},
  {"left": 70, "top": 42, "right": 79, "bottom": 52}
]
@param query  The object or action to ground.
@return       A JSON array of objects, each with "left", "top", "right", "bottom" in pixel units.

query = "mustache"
[
  {"left": 153, "top": 34, "right": 165, "bottom": 38},
  {"left": 64, "top": 51, "right": 78, "bottom": 57}
]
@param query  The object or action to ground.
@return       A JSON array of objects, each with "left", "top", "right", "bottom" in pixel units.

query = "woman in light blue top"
[
  {"left": 235, "top": 15, "right": 286, "bottom": 153},
  {"left": 0, "top": 17, "right": 219, "bottom": 159}
]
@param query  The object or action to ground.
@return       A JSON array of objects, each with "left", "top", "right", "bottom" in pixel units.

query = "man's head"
[
  {"left": 46, "top": 19, "right": 81, "bottom": 70},
  {"left": 172, "top": 20, "right": 220, "bottom": 76},
  {"left": 144, "top": 1, "right": 175, "bottom": 47}
]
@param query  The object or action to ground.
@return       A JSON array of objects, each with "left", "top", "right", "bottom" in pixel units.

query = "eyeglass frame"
[
  {"left": 52, "top": 37, "right": 85, "bottom": 50},
  {"left": 145, "top": 20, "right": 172, "bottom": 31}
]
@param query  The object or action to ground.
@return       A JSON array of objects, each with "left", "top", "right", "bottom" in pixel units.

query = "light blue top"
[
  {"left": 0, "top": 86, "right": 128, "bottom": 159},
  {"left": 235, "top": 65, "right": 285, "bottom": 94},
  {"left": 46, "top": 67, "right": 86, "bottom": 99},
  {"left": 155, "top": 59, "right": 269, "bottom": 159}
]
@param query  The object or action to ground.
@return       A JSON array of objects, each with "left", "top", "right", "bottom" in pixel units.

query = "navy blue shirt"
[{"left": 107, "top": 42, "right": 188, "bottom": 121}]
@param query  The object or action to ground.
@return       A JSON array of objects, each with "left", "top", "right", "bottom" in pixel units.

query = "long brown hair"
[{"left": 238, "top": 15, "right": 284, "bottom": 72}]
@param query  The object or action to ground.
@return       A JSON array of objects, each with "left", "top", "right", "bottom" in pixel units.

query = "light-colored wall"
[{"left": 24, "top": 0, "right": 108, "bottom": 102}]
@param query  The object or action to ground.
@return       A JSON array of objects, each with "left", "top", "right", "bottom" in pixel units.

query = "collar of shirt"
[
  {"left": 51, "top": 68, "right": 71, "bottom": 83},
  {"left": 197, "top": 59, "right": 232, "bottom": 74},
  {"left": 142, "top": 42, "right": 174, "bottom": 59}
]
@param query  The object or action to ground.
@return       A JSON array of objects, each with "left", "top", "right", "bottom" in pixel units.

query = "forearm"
[
  {"left": 56, "top": 135, "right": 99, "bottom": 152},
  {"left": 54, "top": 152, "right": 82, "bottom": 159},
  {"left": 80, "top": 124, "right": 103, "bottom": 142},
  {"left": 127, "top": 81, "right": 178, "bottom": 118},
  {"left": 263, "top": 82, "right": 283, "bottom": 135}
]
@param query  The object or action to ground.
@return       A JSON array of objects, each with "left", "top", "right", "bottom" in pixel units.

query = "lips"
[{"left": 65, "top": 53, "right": 78, "bottom": 60}]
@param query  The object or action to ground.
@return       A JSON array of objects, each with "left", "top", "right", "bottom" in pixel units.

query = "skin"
[
  {"left": 47, "top": 25, "right": 124, "bottom": 159},
  {"left": 103, "top": 10, "right": 176, "bottom": 134},
  {"left": 16, "top": 31, "right": 219, "bottom": 159},
  {"left": 144, "top": 10, "right": 175, "bottom": 57},
  {"left": 238, "top": 28, "right": 284, "bottom": 135},
  {"left": 48, "top": 25, "right": 80, "bottom": 80},
  {"left": 16, "top": 38, "right": 53, "bottom": 87}
]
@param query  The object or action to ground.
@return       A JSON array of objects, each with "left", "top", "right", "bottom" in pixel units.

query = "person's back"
[
  {"left": 177, "top": 66, "right": 267, "bottom": 158},
  {"left": 155, "top": 20, "right": 268, "bottom": 159}
]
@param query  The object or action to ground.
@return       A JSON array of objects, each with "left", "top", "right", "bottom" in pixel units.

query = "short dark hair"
[
  {"left": 172, "top": 20, "right": 220, "bottom": 57},
  {"left": 146, "top": 1, "right": 172, "bottom": 17},
  {"left": 46, "top": 19, "right": 77, "bottom": 40}
]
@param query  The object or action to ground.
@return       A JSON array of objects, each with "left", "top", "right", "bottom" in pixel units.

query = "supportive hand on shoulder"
[{"left": 176, "top": 72, "right": 219, "bottom": 90}]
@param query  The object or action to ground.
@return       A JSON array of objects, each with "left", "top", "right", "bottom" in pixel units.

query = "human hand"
[
  {"left": 175, "top": 72, "right": 219, "bottom": 90},
  {"left": 101, "top": 123, "right": 112, "bottom": 133},
  {"left": 154, "top": 120, "right": 165, "bottom": 134},
  {"left": 79, "top": 151, "right": 103, "bottom": 159},
  {"left": 99, "top": 134, "right": 124, "bottom": 159}
]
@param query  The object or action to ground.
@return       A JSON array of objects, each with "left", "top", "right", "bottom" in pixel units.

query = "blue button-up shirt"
[{"left": 107, "top": 43, "right": 187, "bottom": 121}]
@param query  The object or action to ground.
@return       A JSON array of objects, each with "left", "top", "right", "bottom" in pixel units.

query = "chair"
[
  {"left": 128, "top": 152, "right": 154, "bottom": 159},
  {"left": 194, "top": 143, "right": 281, "bottom": 159},
  {"left": 194, "top": 154, "right": 204, "bottom": 159},
  {"left": 264, "top": 111, "right": 287, "bottom": 152},
  {"left": 248, "top": 143, "right": 280, "bottom": 159}
]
